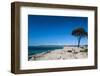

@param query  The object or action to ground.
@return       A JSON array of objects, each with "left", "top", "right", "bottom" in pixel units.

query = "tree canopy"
[{"left": 72, "top": 27, "right": 87, "bottom": 47}]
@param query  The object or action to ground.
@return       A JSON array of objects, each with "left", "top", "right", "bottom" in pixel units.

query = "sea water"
[{"left": 28, "top": 46, "right": 64, "bottom": 56}]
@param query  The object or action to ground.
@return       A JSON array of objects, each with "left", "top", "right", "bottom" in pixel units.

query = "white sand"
[{"left": 29, "top": 46, "right": 88, "bottom": 61}]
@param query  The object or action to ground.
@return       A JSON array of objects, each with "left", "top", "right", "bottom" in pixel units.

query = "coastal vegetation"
[{"left": 72, "top": 27, "right": 88, "bottom": 47}]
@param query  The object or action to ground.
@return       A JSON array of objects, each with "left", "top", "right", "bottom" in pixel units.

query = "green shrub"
[{"left": 80, "top": 48, "right": 88, "bottom": 52}]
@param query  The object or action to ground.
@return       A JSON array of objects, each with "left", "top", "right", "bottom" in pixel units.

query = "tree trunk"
[{"left": 78, "top": 37, "right": 81, "bottom": 47}]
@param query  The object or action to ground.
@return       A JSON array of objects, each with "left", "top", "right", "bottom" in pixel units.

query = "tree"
[{"left": 72, "top": 27, "right": 87, "bottom": 47}]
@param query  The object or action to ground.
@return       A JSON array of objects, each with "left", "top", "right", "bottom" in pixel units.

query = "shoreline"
[{"left": 29, "top": 46, "right": 88, "bottom": 61}]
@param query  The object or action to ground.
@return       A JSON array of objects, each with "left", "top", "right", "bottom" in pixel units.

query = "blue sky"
[{"left": 28, "top": 15, "right": 88, "bottom": 46}]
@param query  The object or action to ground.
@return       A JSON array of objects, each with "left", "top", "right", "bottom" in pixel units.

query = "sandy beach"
[{"left": 29, "top": 46, "right": 88, "bottom": 61}]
